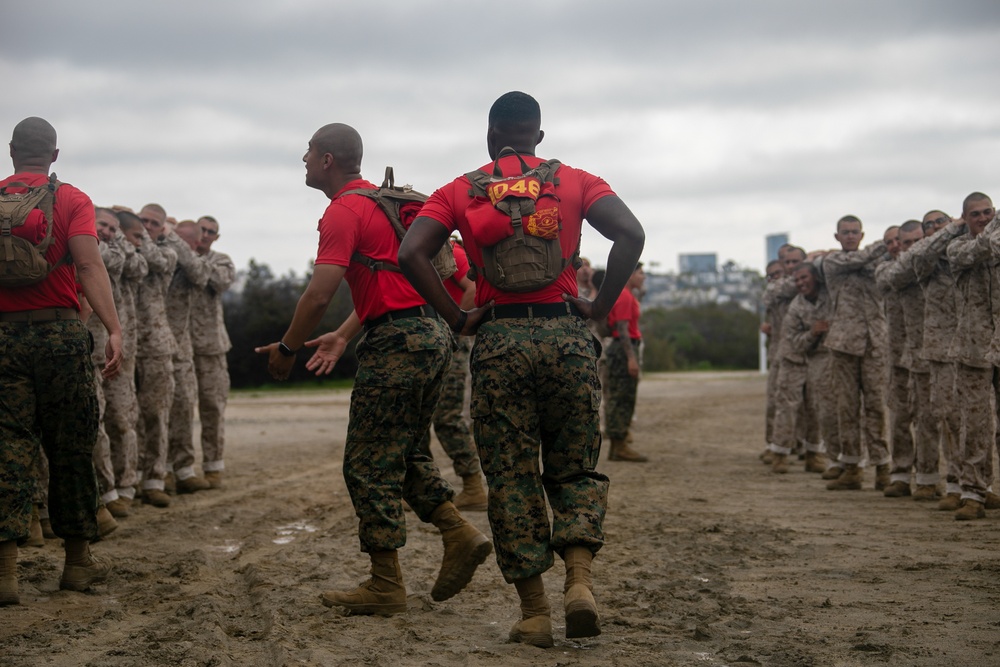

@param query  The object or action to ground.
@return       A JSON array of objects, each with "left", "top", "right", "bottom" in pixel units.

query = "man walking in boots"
[
  {"left": 258, "top": 122, "right": 491, "bottom": 615},
  {"left": 1, "top": 117, "right": 122, "bottom": 605},
  {"left": 605, "top": 262, "right": 649, "bottom": 462},
  {"left": 400, "top": 91, "right": 645, "bottom": 647}
]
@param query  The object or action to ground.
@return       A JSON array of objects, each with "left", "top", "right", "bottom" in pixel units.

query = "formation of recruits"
[
  {"left": 760, "top": 192, "right": 1000, "bottom": 521},
  {"left": 25, "top": 204, "right": 235, "bottom": 544}
]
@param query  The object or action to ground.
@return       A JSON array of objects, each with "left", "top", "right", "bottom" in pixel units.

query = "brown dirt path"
[{"left": 3, "top": 372, "right": 998, "bottom": 666}]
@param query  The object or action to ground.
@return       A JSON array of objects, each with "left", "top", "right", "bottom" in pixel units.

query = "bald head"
[
  {"left": 10, "top": 117, "right": 58, "bottom": 170},
  {"left": 312, "top": 123, "right": 363, "bottom": 173}
]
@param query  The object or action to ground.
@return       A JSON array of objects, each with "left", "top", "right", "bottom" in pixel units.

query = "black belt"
[
  {"left": 488, "top": 302, "right": 583, "bottom": 320},
  {"left": 363, "top": 305, "right": 437, "bottom": 332},
  {"left": 0, "top": 308, "right": 79, "bottom": 323}
]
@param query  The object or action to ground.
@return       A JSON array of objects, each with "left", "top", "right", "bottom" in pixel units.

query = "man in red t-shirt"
[
  {"left": 605, "top": 262, "right": 648, "bottom": 462},
  {"left": 399, "top": 92, "right": 645, "bottom": 647},
  {"left": 0, "top": 117, "right": 123, "bottom": 606},
  {"left": 256, "top": 123, "right": 490, "bottom": 616}
]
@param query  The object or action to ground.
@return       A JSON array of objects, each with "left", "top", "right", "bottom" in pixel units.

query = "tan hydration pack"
[
  {"left": 464, "top": 147, "right": 579, "bottom": 293},
  {"left": 0, "top": 173, "right": 64, "bottom": 287},
  {"left": 346, "top": 166, "right": 457, "bottom": 281}
]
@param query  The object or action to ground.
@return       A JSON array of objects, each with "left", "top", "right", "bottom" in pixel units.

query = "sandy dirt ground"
[{"left": 3, "top": 371, "right": 1000, "bottom": 666}]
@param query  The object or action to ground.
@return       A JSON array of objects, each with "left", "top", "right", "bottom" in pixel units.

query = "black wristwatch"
[{"left": 278, "top": 341, "right": 298, "bottom": 357}]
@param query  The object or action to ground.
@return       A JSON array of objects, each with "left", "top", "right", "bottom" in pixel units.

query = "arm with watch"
[{"left": 255, "top": 263, "right": 348, "bottom": 381}]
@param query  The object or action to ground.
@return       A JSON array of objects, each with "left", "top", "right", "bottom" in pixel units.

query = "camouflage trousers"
[
  {"left": 137, "top": 355, "right": 175, "bottom": 489},
  {"left": 0, "top": 320, "right": 100, "bottom": 542},
  {"left": 771, "top": 359, "right": 821, "bottom": 455},
  {"left": 92, "top": 362, "right": 116, "bottom": 498},
  {"left": 765, "top": 351, "right": 779, "bottom": 446},
  {"left": 431, "top": 334, "right": 480, "bottom": 477},
  {"left": 929, "top": 361, "right": 962, "bottom": 494},
  {"left": 605, "top": 338, "right": 640, "bottom": 441},
  {"left": 955, "top": 363, "right": 998, "bottom": 503},
  {"left": 807, "top": 353, "right": 840, "bottom": 463},
  {"left": 471, "top": 314, "right": 608, "bottom": 583},
  {"left": 888, "top": 369, "right": 940, "bottom": 485},
  {"left": 168, "top": 357, "right": 199, "bottom": 478},
  {"left": 345, "top": 316, "right": 453, "bottom": 553},
  {"left": 830, "top": 350, "right": 889, "bottom": 465},
  {"left": 194, "top": 353, "right": 229, "bottom": 470},
  {"left": 104, "top": 356, "right": 139, "bottom": 497}
]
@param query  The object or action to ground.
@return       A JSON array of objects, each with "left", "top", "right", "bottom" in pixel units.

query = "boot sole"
[
  {"left": 565, "top": 600, "right": 601, "bottom": 638},
  {"left": 509, "top": 630, "right": 555, "bottom": 648},
  {"left": 320, "top": 594, "right": 406, "bottom": 615},
  {"left": 430, "top": 536, "right": 493, "bottom": 602},
  {"left": 59, "top": 567, "right": 110, "bottom": 592}
]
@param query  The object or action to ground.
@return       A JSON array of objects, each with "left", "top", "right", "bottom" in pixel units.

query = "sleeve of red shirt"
[
  {"left": 417, "top": 179, "right": 462, "bottom": 233},
  {"left": 314, "top": 200, "right": 359, "bottom": 267},
  {"left": 607, "top": 289, "right": 632, "bottom": 331}
]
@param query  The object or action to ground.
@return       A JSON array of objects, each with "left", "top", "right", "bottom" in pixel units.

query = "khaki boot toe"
[
  {"left": 430, "top": 503, "right": 492, "bottom": 602},
  {"left": 509, "top": 615, "right": 554, "bottom": 648},
  {"left": 955, "top": 499, "right": 986, "bottom": 521},
  {"left": 60, "top": 555, "right": 111, "bottom": 592}
]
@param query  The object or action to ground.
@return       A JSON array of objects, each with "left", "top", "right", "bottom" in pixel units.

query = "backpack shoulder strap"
[{"left": 465, "top": 170, "right": 491, "bottom": 198}]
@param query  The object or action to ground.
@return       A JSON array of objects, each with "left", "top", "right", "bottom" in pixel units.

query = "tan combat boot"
[
  {"left": 826, "top": 463, "right": 862, "bottom": 490},
  {"left": 143, "top": 488, "right": 171, "bottom": 508},
  {"left": 509, "top": 574, "right": 554, "bottom": 648},
  {"left": 320, "top": 550, "right": 407, "bottom": 615},
  {"left": 176, "top": 475, "right": 212, "bottom": 494},
  {"left": 105, "top": 498, "right": 131, "bottom": 518},
  {"left": 913, "top": 485, "right": 939, "bottom": 502},
  {"left": 609, "top": 437, "right": 648, "bottom": 462},
  {"left": 759, "top": 448, "right": 774, "bottom": 465},
  {"left": 429, "top": 502, "right": 492, "bottom": 601},
  {"left": 60, "top": 539, "right": 111, "bottom": 591},
  {"left": 204, "top": 471, "right": 224, "bottom": 489},
  {"left": 937, "top": 493, "right": 962, "bottom": 511},
  {"left": 771, "top": 453, "right": 789, "bottom": 474},
  {"left": 821, "top": 465, "right": 843, "bottom": 480},
  {"left": 1, "top": 540, "right": 18, "bottom": 606},
  {"left": 563, "top": 546, "right": 600, "bottom": 639},
  {"left": 875, "top": 464, "right": 891, "bottom": 491},
  {"left": 955, "top": 499, "right": 985, "bottom": 521},
  {"left": 984, "top": 492, "right": 1000, "bottom": 510},
  {"left": 25, "top": 506, "right": 45, "bottom": 548},
  {"left": 804, "top": 451, "right": 828, "bottom": 473},
  {"left": 453, "top": 472, "right": 488, "bottom": 512},
  {"left": 883, "top": 481, "right": 911, "bottom": 498},
  {"left": 93, "top": 505, "right": 119, "bottom": 541}
]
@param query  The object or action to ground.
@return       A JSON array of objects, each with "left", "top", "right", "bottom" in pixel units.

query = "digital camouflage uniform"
[
  {"left": 948, "top": 224, "right": 1000, "bottom": 504},
  {"left": 346, "top": 317, "right": 454, "bottom": 551},
  {"left": 874, "top": 256, "right": 915, "bottom": 480},
  {"left": 911, "top": 224, "right": 964, "bottom": 496},
  {"left": 471, "top": 314, "right": 608, "bottom": 582},
  {"left": 817, "top": 241, "right": 890, "bottom": 466},
  {"left": 878, "top": 241, "right": 940, "bottom": 487},
  {"left": 191, "top": 249, "right": 235, "bottom": 472},
  {"left": 87, "top": 237, "right": 126, "bottom": 501},
  {"left": 771, "top": 288, "right": 832, "bottom": 456},
  {"left": 0, "top": 319, "right": 100, "bottom": 542},
  {"left": 135, "top": 234, "right": 178, "bottom": 491},
  {"left": 431, "top": 334, "right": 480, "bottom": 477},
  {"left": 605, "top": 337, "right": 640, "bottom": 441},
  {"left": 762, "top": 276, "right": 798, "bottom": 448},
  {"left": 104, "top": 234, "right": 147, "bottom": 499},
  {"left": 164, "top": 236, "right": 209, "bottom": 480}
]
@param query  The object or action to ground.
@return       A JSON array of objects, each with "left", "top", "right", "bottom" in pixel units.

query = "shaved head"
[
  {"left": 10, "top": 117, "right": 57, "bottom": 159},
  {"left": 312, "top": 123, "right": 363, "bottom": 173}
]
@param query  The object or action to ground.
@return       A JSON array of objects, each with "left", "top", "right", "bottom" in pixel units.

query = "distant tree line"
[
  {"left": 224, "top": 260, "right": 357, "bottom": 388},
  {"left": 223, "top": 261, "right": 760, "bottom": 388}
]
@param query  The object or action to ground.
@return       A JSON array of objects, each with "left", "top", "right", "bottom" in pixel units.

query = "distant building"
[
  {"left": 678, "top": 253, "right": 717, "bottom": 274},
  {"left": 766, "top": 233, "right": 788, "bottom": 263}
]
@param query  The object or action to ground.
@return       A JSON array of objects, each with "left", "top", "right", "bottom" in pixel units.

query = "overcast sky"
[{"left": 3, "top": 0, "right": 998, "bottom": 278}]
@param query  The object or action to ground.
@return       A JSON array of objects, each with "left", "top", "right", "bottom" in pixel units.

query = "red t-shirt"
[
  {"left": 443, "top": 240, "right": 472, "bottom": 303},
  {"left": 0, "top": 172, "right": 95, "bottom": 312},
  {"left": 608, "top": 288, "right": 641, "bottom": 340},
  {"left": 418, "top": 155, "right": 616, "bottom": 306},
  {"left": 314, "top": 178, "right": 426, "bottom": 323}
]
